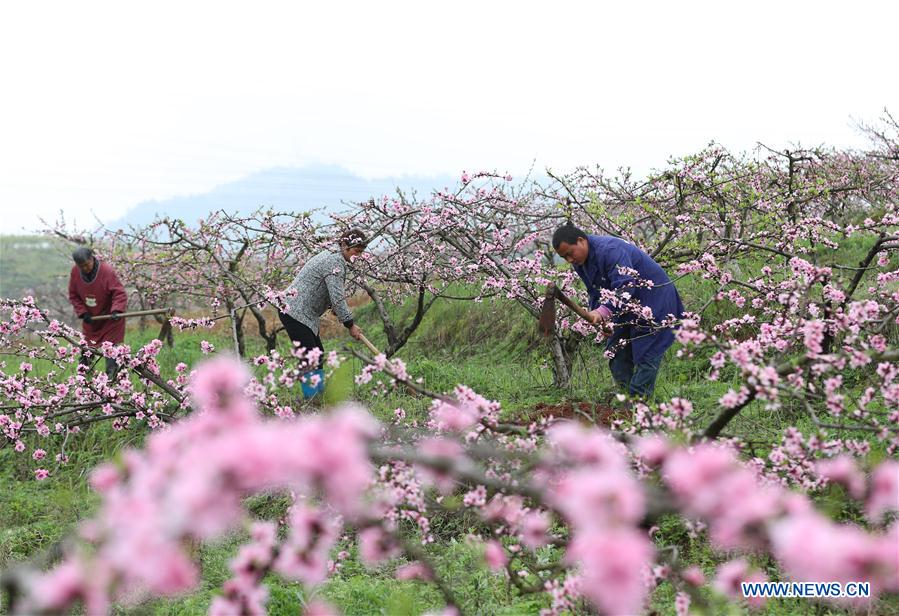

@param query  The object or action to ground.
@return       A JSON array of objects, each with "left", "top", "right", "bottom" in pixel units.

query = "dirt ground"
[{"left": 529, "top": 400, "right": 629, "bottom": 427}]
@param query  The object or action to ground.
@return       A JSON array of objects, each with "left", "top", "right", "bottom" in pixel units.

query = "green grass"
[{"left": 0, "top": 424, "right": 125, "bottom": 571}]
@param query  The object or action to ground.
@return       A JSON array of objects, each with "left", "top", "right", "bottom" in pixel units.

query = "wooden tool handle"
[
  {"left": 550, "top": 285, "right": 595, "bottom": 323},
  {"left": 90, "top": 308, "right": 174, "bottom": 321},
  {"left": 357, "top": 333, "right": 381, "bottom": 356}
]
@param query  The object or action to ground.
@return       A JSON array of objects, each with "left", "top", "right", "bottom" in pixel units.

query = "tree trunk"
[
  {"left": 235, "top": 315, "right": 246, "bottom": 358},
  {"left": 138, "top": 295, "right": 148, "bottom": 331},
  {"left": 549, "top": 335, "right": 572, "bottom": 388},
  {"left": 248, "top": 304, "right": 278, "bottom": 354},
  {"left": 363, "top": 283, "right": 435, "bottom": 358},
  {"left": 226, "top": 300, "right": 246, "bottom": 357}
]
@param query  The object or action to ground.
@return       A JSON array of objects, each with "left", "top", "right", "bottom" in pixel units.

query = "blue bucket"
[{"left": 300, "top": 368, "right": 325, "bottom": 399}]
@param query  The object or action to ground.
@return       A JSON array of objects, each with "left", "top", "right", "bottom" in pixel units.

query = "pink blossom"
[
  {"left": 519, "top": 511, "right": 550, "bottom": 550},
  {"left": 550, "top": 468, "right": 645, "bottom": 529},
  {"left": 484, "top": 540, "right": 507, "bottom": 571},
  {"left": 274, "top": 405, "right": 295, "bottom": 419},
  {"left": 634, "top": 435, "right": 670, "bottom": 467},
  {"left": 431, "top": 400, "right": 479, "bottom": 432},
  {"left": 664, "top": 444, "right": 784, "bottom": 550},
  {"left": 187, "top": 355, "right": 253, "bottom": 418},
  {"left": 546, "top": 422, "right": 628, "bottom": 469},
  {"left": 326, "top": 351, "right": 340, "bottom": 368},
  {"left": 305, "top": 347, "right": 323, "bottom": 369},
  {"left": 663, "top": 445, "right": 733, "bottom": 505},
  {"left": 27, "top": 560, "right": 109, "bottom": 614},
  {"left": 816, "top": 455, "right": 865, "bottom": 499},
  {"left": 463, "top": 485, "right": 487, "bottom": 507},
  {"left": 801, "top": 319, "right": 825, "bottom": 355},
  {"left": 417, "top": 438, "right": 465, "bottom": 494},
  {"left": 387, "top": 357, "right": 410, "bottom": 381},
  {"left": 714, "top": 559, "right": 768, "bottom": 608},
  {"left": 682, "top": 565, "right": 705, "bottom": 586},
  {"left": 34, "top": 468, "right": 50, "bottom": 480},
  {"left": 89, "top": 464, "right": 121, "bottom": 493},
  {"left": 770, "top": 511, "right": 897, "bottom": 602},
  {"left": 567, "top": 528, "right": 652, "bottom": 616},
  {"left": 675, "top": 591, "right": 690, "bottom": 616},
  {"left": 304, "top": 600, "right": 339, "bottom": 616},
  {"left": 481, "top": 494, "right": 525, "bottom": 526},
  {"left": 869, "top": 334, "right": 887, "bottom": 353},
  {"left": 273, "top": 505, "right": 340, "bottom": 586},
  {"left": 668, "top": 397, "right": 693, "bottom": 417},
  {"left": 396, "top": 561, "right": 432, "bottom": 581},
  {"left": 32, "top": 448, "right": 47, "bottom": 461},
  {"left": 20, "top": 358, "right": 378, "bottom": 611},
  {"left": 358, "top": 526, "right": 400, "bottom": 566},
  {"left": 718, "top": 388, "right": 747, "bottom": 409},
  {"left": 866, "top": 461, "right": 899, "bottom": 523}
]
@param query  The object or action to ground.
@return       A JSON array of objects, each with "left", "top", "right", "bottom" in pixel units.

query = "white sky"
[{"left": 0, "top": 0, "right": 896, "bottom": 234}]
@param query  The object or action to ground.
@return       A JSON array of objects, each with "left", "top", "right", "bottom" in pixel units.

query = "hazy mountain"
[{"left": 106, "top": 165, "right": 458, "bottom": 229}]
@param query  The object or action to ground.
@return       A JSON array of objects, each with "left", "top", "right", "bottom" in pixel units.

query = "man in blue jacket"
[{"left": 552, "top": 224, "right": 684, "bottom": 398}]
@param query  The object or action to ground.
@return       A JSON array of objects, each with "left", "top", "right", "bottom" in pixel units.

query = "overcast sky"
[{"left": 0, "top": 0, "right": 896, "bottom": 235}]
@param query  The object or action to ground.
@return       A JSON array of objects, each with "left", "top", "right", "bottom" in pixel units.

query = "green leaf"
[{"left": 323, "top": 356, "right": 356, "bottom": 406}]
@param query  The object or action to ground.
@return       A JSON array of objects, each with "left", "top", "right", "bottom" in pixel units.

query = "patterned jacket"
[{"left": 282, "top": 249, "right": 354, "bottom": 335}]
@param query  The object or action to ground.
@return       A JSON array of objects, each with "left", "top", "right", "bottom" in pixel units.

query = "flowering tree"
[
  {"left": 0, "top": 298, "right": 187, "bottom": 476},
  {"left": 357, "top": 172, "right": 586, "bottom": 384},
  {"left": 102, "top": 209, "right": 328, "bottom": 355},
  {"left": 336, "top": 183, "right": 550, "bottom": 358},
  {"left": 43, "top": 208, "right": 336, "bottom": 356}
]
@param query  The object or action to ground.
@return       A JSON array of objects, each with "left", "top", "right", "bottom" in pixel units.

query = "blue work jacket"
[{"left": 573, "top": 235, "right": 684, "bottom": 363}]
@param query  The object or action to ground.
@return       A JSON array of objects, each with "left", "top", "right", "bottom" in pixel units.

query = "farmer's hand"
[
  {"left": 586, "top": 309, "right": 605, "bottom": 324},
  {"left": 110, "top": 311, "right": 121, "bottom": 321},
  {"left": 587, "top": 306, "right": 612, "bottom": 325},
  {"left": 80, "top": 313, "right": 93, "bottom": 324},
  {"left": 349, "top": 324, "right": 363, "bottom": 340}
]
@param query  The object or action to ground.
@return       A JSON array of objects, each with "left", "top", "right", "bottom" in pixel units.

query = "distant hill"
[{"left": 106, "top": 164, "right": 458, "bottom": 229}]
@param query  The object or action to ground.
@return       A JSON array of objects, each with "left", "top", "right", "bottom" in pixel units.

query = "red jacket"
[{"left": 68, "top": 260, "right": 128, "bottom": 346}]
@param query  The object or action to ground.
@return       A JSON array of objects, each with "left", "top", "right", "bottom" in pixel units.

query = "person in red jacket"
[{"left": 68, "top": 247, "right": 128, "bottom": 378}]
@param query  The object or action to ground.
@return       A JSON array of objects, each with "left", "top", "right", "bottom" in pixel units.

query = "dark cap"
[
  {"left": 339, "top": 228, "right": 368, "bottom": 249},
  {"left": 71, "top": 247, "right": 95, "bottom": 264}
]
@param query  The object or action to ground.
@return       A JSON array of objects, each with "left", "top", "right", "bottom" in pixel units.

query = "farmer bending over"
[
  {"left": 278, "top": 229, "right": 367, "bottom": 396},
  {"left": 68, "top": 247, "right": 128, "bottom": 379},
  {"left": 552, "top": 224, "right": 684, "bottom": 398}
]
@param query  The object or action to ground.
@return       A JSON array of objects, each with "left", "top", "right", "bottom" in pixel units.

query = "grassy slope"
[
  {"left": 0, "top": 235, "right": 71, "bottom": 298},
  {"left": 3, "top": 236, "right": 898, "bottom": 615}
]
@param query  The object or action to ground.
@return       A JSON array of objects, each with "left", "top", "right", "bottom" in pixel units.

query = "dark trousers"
[
  {"left": 608, "top": 344, "right": 663, "bottom": 399},
  {"left": 278, "top": 312, "right": 324, "bottom": 369},
  {"left": 79, "top": 352, "right": 120, "bottom": 380}
]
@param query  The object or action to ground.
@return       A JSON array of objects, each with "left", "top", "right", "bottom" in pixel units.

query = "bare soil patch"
[{"left": 522, "top": 400, "right": 630, "bottom": 427}]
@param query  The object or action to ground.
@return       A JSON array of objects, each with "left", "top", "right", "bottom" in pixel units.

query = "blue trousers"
[{"left": 608, "top": 345, "right": 663, "bottom": 398}]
